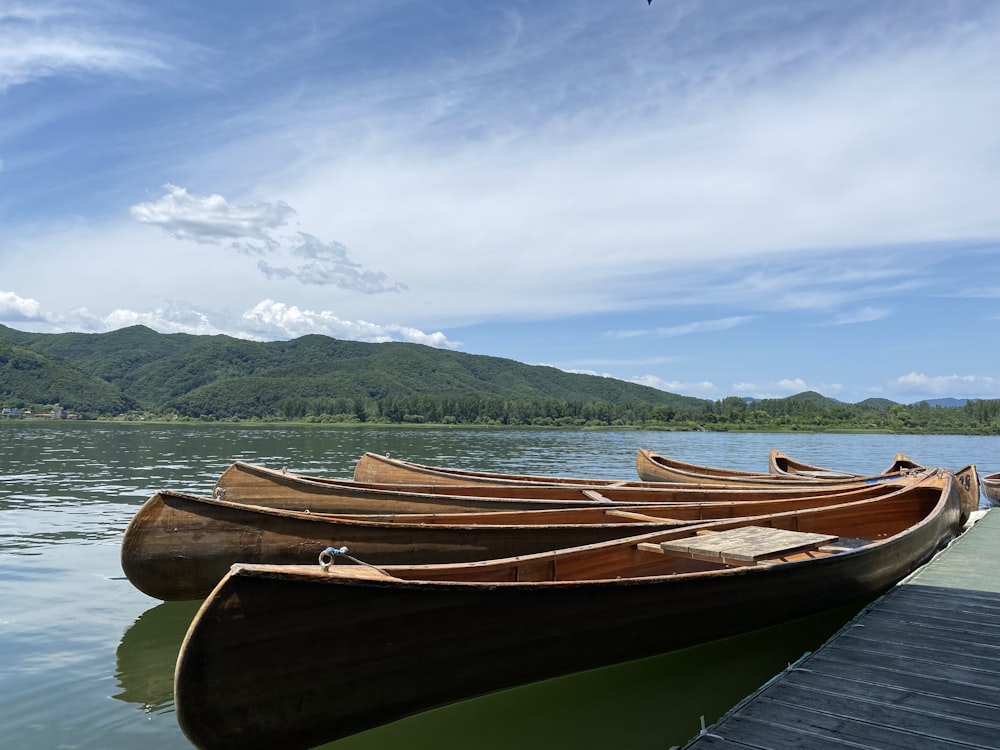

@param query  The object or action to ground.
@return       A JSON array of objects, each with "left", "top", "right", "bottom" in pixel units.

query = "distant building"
[{"left": 2, "top": 407, "right": 22, "bottom": 418}]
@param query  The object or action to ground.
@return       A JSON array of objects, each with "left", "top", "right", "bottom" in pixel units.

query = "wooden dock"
[{"left": 681, "top": 508, "right": 1000, "bottom": 749}]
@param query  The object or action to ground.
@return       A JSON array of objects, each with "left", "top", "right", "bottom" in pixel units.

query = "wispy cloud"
[
  {"left": 832, "top": 306, "right": 890, "bottom": 325},
  {"left": 258, "top": 234, "right": 407, "bottom": 293},
  {"left": 0, "top": 2, "right": 169, "bottom": 91},
  {"left": 131, "top": 185, "right": 406, "bottom": 295},
  {"left": 608, "top": 316, "right": 755, "bottom": 339}
]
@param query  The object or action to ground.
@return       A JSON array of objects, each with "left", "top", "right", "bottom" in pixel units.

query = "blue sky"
[{"left": 1, "top": 1, "right": 999, "bottom": 404}]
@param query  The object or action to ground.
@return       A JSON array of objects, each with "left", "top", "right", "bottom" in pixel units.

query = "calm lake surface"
[{"left": 1, "top": 422, "right": 996, "bottom": 749}]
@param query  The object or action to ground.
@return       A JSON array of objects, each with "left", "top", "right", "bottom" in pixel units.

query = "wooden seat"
[{"left": 638, "top": 526, "right": 839, "bottom": 565}]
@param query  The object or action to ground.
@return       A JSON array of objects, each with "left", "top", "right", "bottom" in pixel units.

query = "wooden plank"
[
  {"left": 837, "top": 615, "right": 1000, "bottom": 654},
  {"left": 681, "top": 510, "right": 1000, "bottom": 750},
  {"left": 759, "top": 680, "right": 1000, "bottom": 745},
  {"left": 776, "top": 670, "right": 1000, "bottom": 725},
  {"left": 656, "top": 526, "right": 839, "bottom": 563},
  {"left": 707, "top": 712, "right": 922, "bottom": 750},
  {"left": 734, "top": 698, "right": 990, "bottom": 749},
  {"left": 803, "top": 648, "right": 1000, "bottom": 697}
]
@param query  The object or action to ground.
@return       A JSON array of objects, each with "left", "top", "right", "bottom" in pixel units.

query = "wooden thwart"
[
  {"left": 638, "top": 525, "right": 839, "bottom": 564},
  {"left": 603, "top": 509, "right": 687, "bottom": 524}
]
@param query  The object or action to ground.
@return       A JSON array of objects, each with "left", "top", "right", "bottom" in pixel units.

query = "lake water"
[{"left": 1, "top": 422, "right": 996, "bottom": 749}]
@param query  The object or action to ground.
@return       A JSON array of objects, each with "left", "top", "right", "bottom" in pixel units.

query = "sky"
[{"left": 1, "top": 0, "right": 999, "bottom": 405}]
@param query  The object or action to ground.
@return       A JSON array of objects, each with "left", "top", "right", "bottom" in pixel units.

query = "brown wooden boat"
[
  {"left": 214, "top": 459, "right": 925, "bottom": 512},
  {"left": 351, "top": 450, "right": 641, "bottom": 486},
  {"left": 637, "top": 449, "right": 980, "bottom": 522},
  {"left": 981, "top": 471, "right": 1000, "bottom": 506},
  {"left": 636, "top": 448, "right": 917, "bottom": 485},
  {"left": 123, "top": 476, "right": 925, "bottom": 601},
  {"left": 354, "top": 449, "right": 925, "bottom": 488},
  {"left": 767, "top": 449, "right": 924, "bottom": 478},
  {"left": 174, "top": 470, "right": 962, "bottom": 750}
]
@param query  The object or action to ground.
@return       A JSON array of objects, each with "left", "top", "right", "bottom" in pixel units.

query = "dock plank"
[{"left": 682, "top": 509, "right": 1000, "bottom": 750}]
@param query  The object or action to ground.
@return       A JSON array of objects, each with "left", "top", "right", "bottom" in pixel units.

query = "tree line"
[{"left": 211, "top": 393, "right": 1000, "bottom": 433}]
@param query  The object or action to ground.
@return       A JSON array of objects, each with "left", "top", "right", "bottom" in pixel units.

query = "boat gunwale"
[{"left": 223, "top": 470, "right": 958, "bottom": 588}]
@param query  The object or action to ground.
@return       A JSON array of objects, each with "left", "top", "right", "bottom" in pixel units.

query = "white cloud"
[
  {"left": 240, "top": 299, "right": 459, "bottom": 348},
  {"left": 130, "top": 184, "right": 294, "bottom": 249},
  {"left": 891, "top": 372, "right": 1000, "bottom": 399},
  {"left": 632, "top": 375, "right": 716, "bottom": 395},
  {"left": 0, "top": 290, "right": 43, "bottom": 321},
  {"left": 101, "top": 306, "right": 228, "bottom": 337},
  {"left": 0, "top": 288, "right": 459, "bottom": 348},
  {"left": 728, "top": 379, "right": 847, "bottom": 400},
  {"left": 559, "top": 368, "right": 615, "bottom": 379}
]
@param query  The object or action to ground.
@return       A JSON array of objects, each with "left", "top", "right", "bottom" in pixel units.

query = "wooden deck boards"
[
  {"left": 644, "top": 526, "right": 840, "bottom": 564},
  {"left": 681, "top": 509, "right": 1000, "bottom": 749}
]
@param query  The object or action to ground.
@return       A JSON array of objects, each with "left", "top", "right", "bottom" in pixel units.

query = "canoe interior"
[
  {"left": 339, "top": 483, "right": 950, "bottom": 584},
  {"left": 768, "top": 449, "right": 924, "bottom": 478},
  {"left": 215, "top": 459, "right": 923, "bottom": 511}
]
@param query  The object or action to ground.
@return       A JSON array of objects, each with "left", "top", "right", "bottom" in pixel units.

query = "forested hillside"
[
  {"left": 0, "top": 324, "right": 700, "bottom": 422},
  {"left": 2, "top": 324, "right": 999, "bottom": 433}
]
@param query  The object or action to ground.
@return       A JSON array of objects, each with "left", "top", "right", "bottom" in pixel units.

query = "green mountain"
[
  {"left": 0, "top": 324, "right": 704, "bottom": 419},
  {"left": 784, "top": 390, "right": 842, "bottom": 406},
  {"left": 0, "top": 337, "right": 136, "bottom": 414}
]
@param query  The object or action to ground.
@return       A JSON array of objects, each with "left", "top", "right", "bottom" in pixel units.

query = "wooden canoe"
[
  {"left": 174, "top": 470, "right": 963, "bottom": 750},
  {"left": 981, "top": 471, "right": 1000, "bottom": 506},
  {"left": 213, "top": 459, "right": 928, "bottom": 512},
  {"left": 767, "top": 448, "right": 924, "bottom": 478},
  {"left": 638, "top": 449, "right": 980, "bottom": 522},
  {"left": 121, "top": 477, "right": 929, "bottom": 601},
  {"left": 352, "top": 449, "right": 926, "bottom": 488},
  {"left": 637, "top": 448, "right": 915, "bottom": 485},
  {"left": 351, "top": 450, "right": 646, "bottom": 486}
]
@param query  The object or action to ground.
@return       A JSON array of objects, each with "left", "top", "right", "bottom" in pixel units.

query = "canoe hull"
[
  {"left": 174, "top": 480, "right": 962, "bottom": 750},
  {"left": 982, "top": 473, "right": 1000, "bottom": 507},
  {"left": 121, "top": 491, "right": 683, "bottom": 601}
]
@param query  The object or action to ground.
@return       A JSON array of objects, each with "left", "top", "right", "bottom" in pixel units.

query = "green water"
[{"left": 1, "top": 422, "right": 996, "bottom": 749}]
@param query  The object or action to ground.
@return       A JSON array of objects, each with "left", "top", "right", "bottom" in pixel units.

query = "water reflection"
[
  {"left": 111, "top": 595, "right": 864, "bottom": 749},
  {"left": 320, "top": 600, "right": 869, "bottom": 750},
  {"left": 113, "top": 601, "right": 201, "bottom": 714}
]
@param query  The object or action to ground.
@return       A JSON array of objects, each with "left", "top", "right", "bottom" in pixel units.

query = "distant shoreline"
[{"left": 0, "top": 416, "right": 963, "bottom": 436}]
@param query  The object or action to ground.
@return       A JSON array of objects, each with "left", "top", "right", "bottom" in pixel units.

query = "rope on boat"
[
  {"left": 213, "top": 487, "right": 225, "bottom": 499},
  {"left": 318, "top": 545, "right": 391, "bottom": 576}
]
